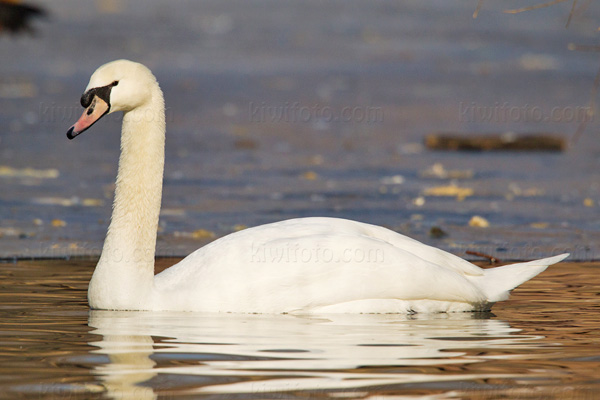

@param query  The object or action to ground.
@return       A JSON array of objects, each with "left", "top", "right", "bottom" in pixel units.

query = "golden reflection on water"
[{"left": 0, "top": 259, "right": 598, "bottom": 399}]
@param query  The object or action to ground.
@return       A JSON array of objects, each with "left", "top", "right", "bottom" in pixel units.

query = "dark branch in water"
[
  {"left": 503, "top": 0, "right": 571, "bottom": 14},
  {"left": 473, "top": 0, "right": 484, "bottom": 18},
  {"left": 425, "top": 133, "right": 565, "bottom": 152},
  {"left": 566, "top": 0, "right": 578, "bottom": 28},
  {"left": 475, "top": 0, "right": 582, "bottom": 29},
  {"left": 466, "top": 251, "right": 501, "bottom": 265}
]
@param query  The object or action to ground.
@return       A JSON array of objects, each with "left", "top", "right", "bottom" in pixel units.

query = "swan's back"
[{"left": 152, "top": 217, "right": 565, "bottom": 313}]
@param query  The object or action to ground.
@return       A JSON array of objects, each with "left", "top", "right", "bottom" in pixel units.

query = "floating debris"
[
  {"left": 424, "top": 185, "right": 473, "bottom": 201},
  {"left": 583, "top": 198, "right": 594, "bottom": 207},
  {"left": 0, "top": 165, "right": 59, "bottom": 179},
  {"left": 51, "top": 219, "right": 67, "bottom": 227},
  {"left": 191, "top": 229, "right": 216, "bottom": 239},
  {"left": 300, "top": 171, "right": 318, "bottom": 181},
  {"left": 0, "top": 227, "right": 21, "bottom": 237},
  {"left": 469, "top": 215, "right": 490, "bottom": 228},
  {"left": 33, "top": 197, "right": 74, "bottom": 206},
  {"left": 519, "top": 54, "right": 559, "bottom": 71},
  {"left": 412, "top": 196, "right": 426, "bottom": 207},
  {"left": 506, "top": 183, "right": 545, "bottom": 200},
  {"left": 530, "top": 222, "right": 549, "bottom": 229},
  {"left": 429, "top": 226, "right": 447, "bottom": 239},
  {"left": 82, "top": 198, "right": 104, "bottom": 207},
  {"left": 419, "top": 163, "right": 473, "bottom": 179},
  {"left": 96, "top": 0, "right": 123, "bottom": 14},
  {"left": 33, "top": 197, "right": 103, "bottom": 207},
  {"left": 425, "top": 133, "right": 565, "bottom": 152},
  {"left": 174, "top": 229, "right": 216, "bottom": 240},
  {"left": 380, "top": 175, "right": 405, "bottom": 185}
]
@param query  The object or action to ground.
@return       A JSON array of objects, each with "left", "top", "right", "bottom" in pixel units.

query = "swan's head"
[{"left": 67, "top": 59, "right": 157, "bottom": 139}]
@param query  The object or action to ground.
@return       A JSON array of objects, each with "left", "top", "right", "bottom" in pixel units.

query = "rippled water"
[{"left": 0, "top": 259, "right": 598, "bottom": 399}]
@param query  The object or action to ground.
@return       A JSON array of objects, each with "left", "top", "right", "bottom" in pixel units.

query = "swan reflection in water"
[{"left": 88, "top": 311, "right": 547, "bottom": 399}]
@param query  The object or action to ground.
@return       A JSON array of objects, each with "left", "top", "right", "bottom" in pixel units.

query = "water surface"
[
  {"left": 1, "top": 1, "right": 600, "bottom": 260},
  {"left": 0, "top": 259, "right": 598, "bottom": 399}
]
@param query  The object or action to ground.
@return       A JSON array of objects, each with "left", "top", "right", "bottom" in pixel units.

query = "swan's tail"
[{"left": 473, "top": 253, "right": 569, "bottom": 303}]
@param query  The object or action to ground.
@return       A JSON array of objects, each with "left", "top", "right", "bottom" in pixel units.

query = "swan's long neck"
[{"left": 88, "top": 83, "right": 165, "bottom": 310}]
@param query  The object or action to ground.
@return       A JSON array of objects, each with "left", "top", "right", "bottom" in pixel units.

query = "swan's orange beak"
[{"left": 67, "top": 95, "right": 110, "bottom": 139}]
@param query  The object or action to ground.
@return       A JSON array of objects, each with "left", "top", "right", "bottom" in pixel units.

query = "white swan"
[{"left": 67, "top": 60, "right": 568, "bottom": 313}]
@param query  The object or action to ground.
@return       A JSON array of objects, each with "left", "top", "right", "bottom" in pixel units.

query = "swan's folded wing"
[{"left": 154, "top": 221, "right": 488, "bottom": 312}]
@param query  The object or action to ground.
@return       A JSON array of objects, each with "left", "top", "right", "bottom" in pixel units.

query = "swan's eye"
[{"left": 111, "top": 81, "right": 119, "bottom": 87}]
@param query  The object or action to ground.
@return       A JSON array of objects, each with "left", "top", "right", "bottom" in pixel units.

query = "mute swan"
[{"left": 67, "top": 60, "right": 568, "bottom": 313}]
